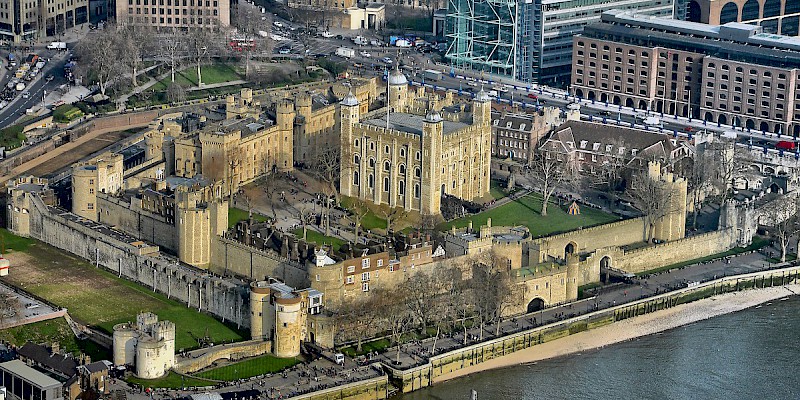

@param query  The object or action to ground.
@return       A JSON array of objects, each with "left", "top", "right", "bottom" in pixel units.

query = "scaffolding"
[{"left": 445, "top": 0, "right": 519, "bottom": 78}]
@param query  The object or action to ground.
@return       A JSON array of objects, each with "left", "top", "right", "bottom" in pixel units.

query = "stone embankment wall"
[
  {"left": 286, "top": 375, "right": 389, "bottom": 400},
  {"left": 173, "top": 340, "right": 272, "bottom": 374},
  {"left": 386, "top": 266, "right": 800, "bottom": 393},
  {"left": 26, "top": 195, "right": 251, "bottom": 328}
]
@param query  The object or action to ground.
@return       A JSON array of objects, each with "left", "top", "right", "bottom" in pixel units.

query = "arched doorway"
[
  {"left": 760, "top": 121, "right": 770, "bottom": 132},
  {"left": 746, "top": 119, "right": 755, "bottom": 130},
  {"left": 600, "top": 93, "right": 608, "bottom": 103},
  {"left": 588, "top": 91, "right": 596, "bottom": 101},
  {"left": 613, "top": 96, "right": 621, "bottom": 105},
  {"left": 576, "top": 89, "right": 584, "bottom": 98},
  {"left": 625, "top": 98, "right": 634, "bottom": 108},
  {"left": 718, "top": 114, "right": 727, "bottom": 125},
  {"left": 565, "top": 242, "right": 577, "bottom": 259},
  {"left": 638, "top": 100, "right": 647, "bottom": 110},
  {"left": 600, "top": 256, "right": 612, "bottom": 283},
  {"left": 527, "top": 298, "right": 546, "bottom": 313},
  {"left": 705, "top": 112, "right": 714, "bottom": 122}
]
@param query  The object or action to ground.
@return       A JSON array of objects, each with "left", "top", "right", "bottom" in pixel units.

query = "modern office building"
[
  {"left": 678, "top": 0, "right": 800, "bottom": 36},
  {"left": 0, "top": 0, "right": 89, "bottom": 43},
  {"left": 0, "top": 360, "right": 63, "bottom": 400},
  {"left": 572, "top": 10, "right": 800, "bottom": 135},
  {"left": 115, "top": 0, "right": 230, "bottom": 29},
  {"left": 444, "top": 0, "right": 673, "bottom": 85}
]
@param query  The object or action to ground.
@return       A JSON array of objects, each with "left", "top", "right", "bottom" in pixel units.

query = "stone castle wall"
[
  {"left": 172, "top": 340, "right": 272, "bottom": 374},
  {"left": 26, "top": 195, "right": 250, "bottom": 328},
  {"left": 616, "top": 228, "right": 737, "bottom": 274},
  {"left": 532, "top": 217, "right": 644, "bottom": 261},
  {"left": 97, "top": 193, "right": 178, "bottom": 254},
  {"left": 210, "top": 236, "right": 310, "bottom": 289}
]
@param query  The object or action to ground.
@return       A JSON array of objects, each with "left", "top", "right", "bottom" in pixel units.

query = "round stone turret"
[
  {"left": 341, "top": 90, "right": 359, "bottom": 107},
  {"left": 388, "top": 69, "right": 408, "bottom": 86}
]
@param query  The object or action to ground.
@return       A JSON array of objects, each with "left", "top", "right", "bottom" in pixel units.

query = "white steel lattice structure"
[{"left": 445, "top": 0, "right": 519, "bottom": 78}]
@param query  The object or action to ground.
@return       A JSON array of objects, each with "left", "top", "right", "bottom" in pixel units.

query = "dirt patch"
[{"left": 23, "top": 130, "right": 134, "bottom": 177}]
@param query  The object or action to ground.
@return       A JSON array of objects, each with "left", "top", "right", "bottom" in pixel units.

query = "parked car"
[
  {"left": 359, "top": 51, "right": 371, "bottom": 57},
  {"left": 527, "top": 93, "right": 538, "bottom": 100},
  {"left": 381, "top": 57, "right": 393, "bottom": 64},
  {"left": 21, "top": 91, "right": 30, "bottom": 99}
]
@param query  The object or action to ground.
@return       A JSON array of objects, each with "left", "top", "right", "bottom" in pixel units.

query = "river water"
[{"left": 400, "top": 296, "right": 800, "bottom": 400}]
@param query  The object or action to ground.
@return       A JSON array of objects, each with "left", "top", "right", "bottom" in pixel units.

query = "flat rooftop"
[
  {"left": 362, "top": 113, "right": 468, "bottom": 136},
  {"left": 0, "top": 360, "right": 62, "bottom": 389}
]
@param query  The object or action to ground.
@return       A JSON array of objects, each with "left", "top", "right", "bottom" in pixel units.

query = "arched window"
[
  {"left": 415, "top": 151, "right": 421, "bottom": 160},
  {"left": 719, "top": 2, "right": 738, "bottom": 24},
  {"left": 354, "top": 154, "right": 360, "bottom": 164},
  {"left": 385, "top": 145, "right": 390, "bottom": 154},
  {"left": 353, "top": 171, "right": 360, "bottom": 185},
  {"left": 369, "top": 158, "right": 375, "bottom": 168},
  {"left": 414, "top": 183, "right": 420, "bottom": 198},
  {"left": 415, "top": 167, "right": 421, "bottom": 178},
  {"left": 369, "top": 142, "right": 375, "bottom": 151},
  {"left": 399, "top": 180, "right": 405, "bottom": 195},
  {"left": 763, "top": 0, "right": 780, "bottom": 18},
  {"left": 741, "top": 0, "right": 759, "bottom": 20},
  {"left": 399, "top": 164, "right": 406, "bottom": 175},
  {"left": 383, "top": 177, "right": 390, "bottom": 191},
  {"left": 354, "top": 139, "right": 359, "bottom": 147},
  {"left": 368, "top": 174, "right": 374, "bottom": 188},
  {"left": 399, "top": 147, "right": 406, "bottom": 158},
  {"left": 384, "top": 160, "right": 391, "bottom": 172}
]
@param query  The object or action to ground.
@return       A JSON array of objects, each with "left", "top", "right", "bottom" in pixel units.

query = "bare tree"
[
  {"left": 310, "top": 144, "right": 341, "bottom": 236},
  {"left": 380, "top": 207, "right": 407, "bottom": 234},
  {"left": 187, "top": 26, "right": 222, "bottom": 87},
  {"left": 74, "top": 25, "right": 124, "bottom": 96},
  {"left": 593, "top": 137, "right": 627, "bottom": 192},
  {"left": 233, "top": 3, "right": 274, "bottom": 73},
  {"left": 373, "top": 285, "right": 413, "bottom": 365},
  {"left": 118, "top": 25, "right": 154, "bottom": 87},
  {"left": 764, "top": 195, "right": 800, "bottom": 263},
  {"left": 404, "top": 271, "right": 439, "bottom": 335},
  {"left": 159, "top": 29, "right": 187, "bottom": 83},
  {"left": 296, "top": 203, "right": 313, "bottom": 240},
  {"left": 629, "top": 172, "right": 678, "bottom": 243},
  {"left": 684, "top": 154, "right": 713, "bottom": 230},
  {"left": 349, "top": 198, "right": 370, "bottom": 245},
  {"left": 166, "top": 82, "right": 187, "bottom": 104},
  {"left": 469, "top": 252, "right": 519, "bottom": 338},
  {"left": 529, "top": 148, "right": 566, "bottom": 216},
  {"left": 334, "top": 295, "right": 379, "bottom": 352}
]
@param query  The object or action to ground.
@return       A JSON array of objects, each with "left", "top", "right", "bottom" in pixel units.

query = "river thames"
[{"left": 399, "top": 295, "right": 800, "bottom": 400}]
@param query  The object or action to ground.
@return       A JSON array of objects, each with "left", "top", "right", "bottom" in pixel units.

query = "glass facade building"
[{"left": 445, "top": 0, "right": 674, "bottom": 85}]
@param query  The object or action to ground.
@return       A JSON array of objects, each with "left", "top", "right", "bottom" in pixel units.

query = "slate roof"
[{"left": 17, "top": 343, "right": 78, "bottom": 378}]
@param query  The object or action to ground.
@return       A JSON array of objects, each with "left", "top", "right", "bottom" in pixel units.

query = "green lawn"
[
  {"left": 340, "top": 197, "right": 387, "bottom": 231},
  {"left": 128, "top": 371, "right": 215, "bottom": 389},
  {"left": 0, "top": 318, "right": 110, "bottom": 361},
  {"left": 292, "top": 229, "right": 346, "bottom": 251},
  {"left": 152, "top": 64, "right": 244, "bottom": 90},
  {"left": 439, "top": 193, "right": 618, "bottom": 237},
  {"left": 490, "top": 180, "right": 510, "bottom": 200},
  {"left": 3, "top": 233, "right": 244, "bottom": 352},
  {"left": 0, "top": 228, "right": 36, "bottom": 252},
  {"left": 228, "top": 207, "right": 268, "bottom": 229},
  {"left": 194, "top": 354, "right": 300, "bottom": 381}
]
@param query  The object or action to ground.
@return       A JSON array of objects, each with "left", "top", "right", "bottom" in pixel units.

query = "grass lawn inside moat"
[
  {"left": 0, "top": 229, "right": 244, "bottom": 352},
  {"left": 440, "top": 192, "right": 619, "bottom": 237}
]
